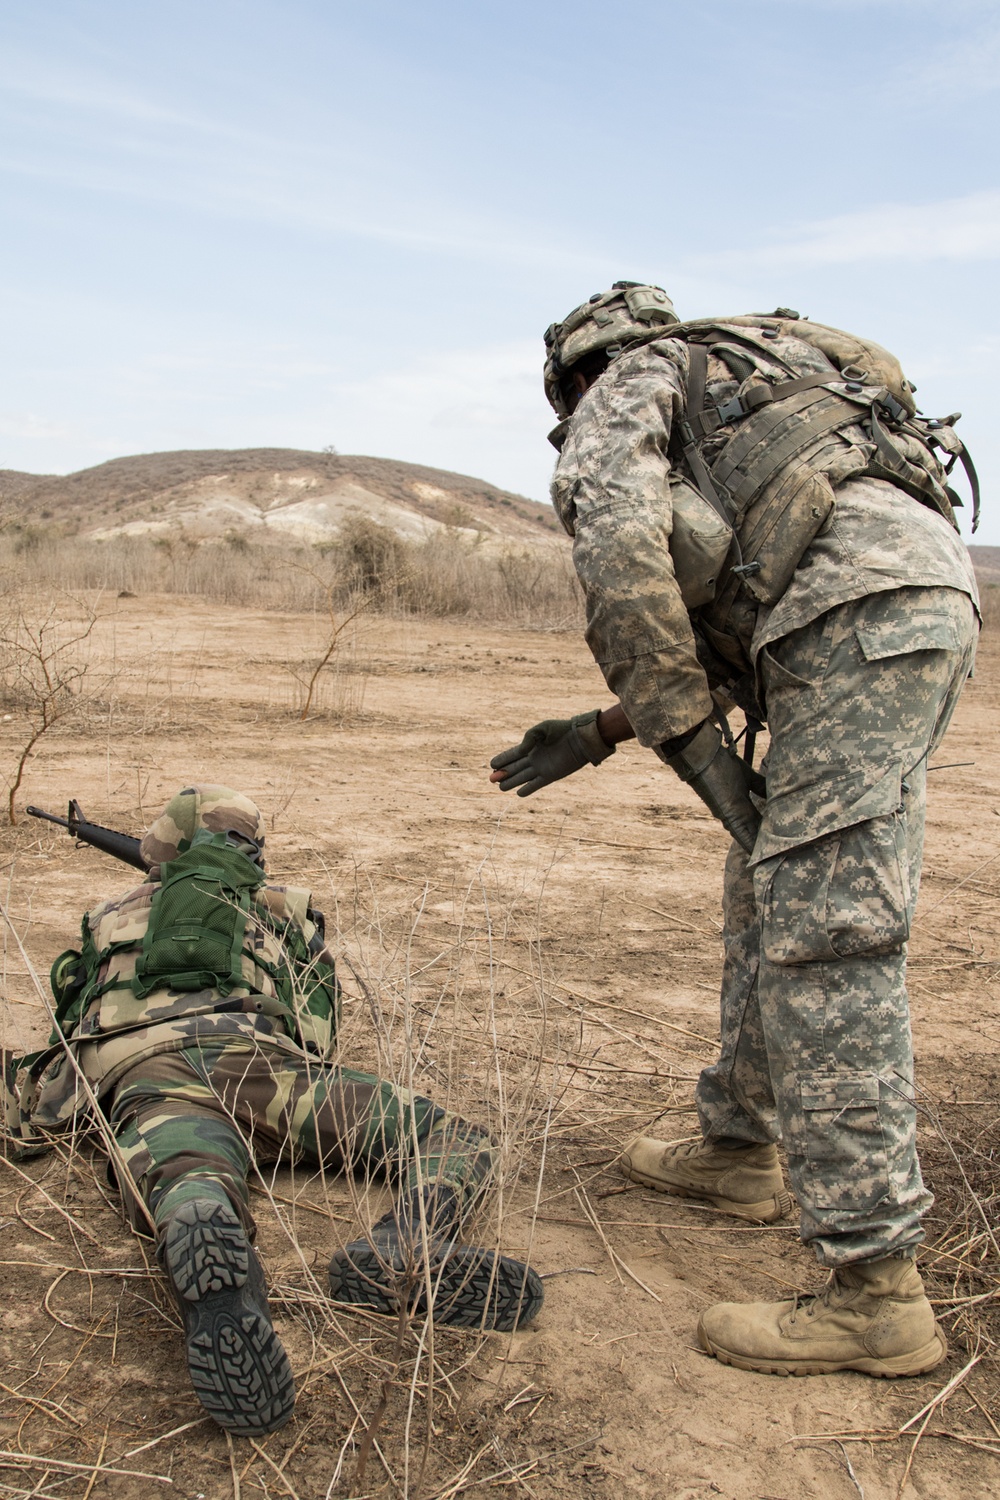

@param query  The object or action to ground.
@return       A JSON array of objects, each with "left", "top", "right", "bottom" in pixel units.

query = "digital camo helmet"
[
  {"left": 140, "top": 784, "right": 266, "bottom": 869},
  {"left": 543, "top": 281, "right": 678, "bottom": 419}
]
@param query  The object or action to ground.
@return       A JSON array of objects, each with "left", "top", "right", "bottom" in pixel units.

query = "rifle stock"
[{"left": 26, "top": 801, "right": 148, "bottom": 872}]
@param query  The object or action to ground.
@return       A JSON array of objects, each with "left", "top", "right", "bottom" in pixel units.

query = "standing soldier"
[
  {"left": 491, "top": 285, "right": 979, "bottom": 1377},
  {"left": 3, "top": 786, "right": 543, "bottom": 1433}
]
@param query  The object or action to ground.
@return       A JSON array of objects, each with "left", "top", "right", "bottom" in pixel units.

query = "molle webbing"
[
  {"left": 682, "top": 337, "right": 865, "bottom": 520},
  {"left": 669, "top": 319, "right": 978, "bottom": 607},
  {"left": 676, "top": 339, "right": 860, "bottom": 601},
  {"left": 686, "top": 363, "right": 856, "bottom": 448},
  {"left": 713, "top": 390, "right": 861, "bottom": 512},
  {"left": 863, "top": 408, "right": 978, "bottom": 528}
]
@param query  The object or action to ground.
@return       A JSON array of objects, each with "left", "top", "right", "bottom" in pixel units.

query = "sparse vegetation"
[
  {"left": 0, "top": 583, "right": 995, "bottom": 1499},
  {"left": 0, "top": 594, "right": 101, "bottom": 823},
  {"left": 0, "top": 526, "right": 583, "bottom": 628}
]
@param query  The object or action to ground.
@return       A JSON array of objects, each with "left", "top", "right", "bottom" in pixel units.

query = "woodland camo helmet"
[
  {"left": 543, "top": 281, "right": 678, "bottom": 419},
  {"left": 140, "top": 784, "right": 266, "bottom": 870}
]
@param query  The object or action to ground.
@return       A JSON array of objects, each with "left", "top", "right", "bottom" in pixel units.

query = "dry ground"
[{"left": 1, "top": 592, "right": 998, "bottom": 1500}]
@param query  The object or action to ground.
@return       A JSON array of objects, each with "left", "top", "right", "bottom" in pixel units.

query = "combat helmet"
[
  {"left": 140, "top": 784, "right": 266, "bottom": 871},
  {"left": 543, "top": 281, "right": 678, "bottom": 419}
]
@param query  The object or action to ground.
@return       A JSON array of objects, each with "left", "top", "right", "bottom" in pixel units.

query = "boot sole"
[
  {"left": 698, "top": 1321, "right": 948, "bottom": 1378},
  {"left": 624, "top": 1168, "right": 794, "bottom": 1225},
  {"left": 162, "top": 1200, "right": 295, "bottom": 1434},
  {"left": 329, "top": 1243, "right": 544, "bottom": 1333}
]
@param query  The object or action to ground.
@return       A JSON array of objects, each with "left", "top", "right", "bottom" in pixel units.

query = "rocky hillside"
[{"left": 0, "top": 448, "right": 564, "bottom": 549}]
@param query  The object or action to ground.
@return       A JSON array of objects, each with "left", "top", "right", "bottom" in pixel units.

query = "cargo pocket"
[
  {"left": 855, "top": 614, "right": 963, "bottom": 662},
  {"left": 757, "top": 812, "right": 911, "bottom": 965},
  {"left": 800, "top": 1072, "right": 888, "bottom": 1213}
]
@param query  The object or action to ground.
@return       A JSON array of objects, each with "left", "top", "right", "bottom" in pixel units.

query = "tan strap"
[
  {"left": 710, "top": 389, "right": 854, "bottom": 504},
  {"left": 686, "top": 340, "right": 709, "bottom": 424},
  {"left": 686, "top": 369, "right": 849, "bottom": 440}
]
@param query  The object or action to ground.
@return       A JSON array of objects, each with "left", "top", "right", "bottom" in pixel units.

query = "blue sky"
[{"left": 1, "top": 0, "right": 998, "bottom": 541}]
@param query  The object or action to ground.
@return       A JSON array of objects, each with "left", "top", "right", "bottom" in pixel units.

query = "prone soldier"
[{"left": 3, "top": 785, "right": 543, "bottom": 1432}]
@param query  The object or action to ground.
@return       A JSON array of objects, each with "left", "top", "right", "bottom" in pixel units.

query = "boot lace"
[{"left": 786, "top": 1271, "right": 843, "bottom": 1326}]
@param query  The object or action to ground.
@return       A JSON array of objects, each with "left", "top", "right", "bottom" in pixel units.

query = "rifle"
[{"left": 26, "top": 801, "right": 148, "bottom": 872}]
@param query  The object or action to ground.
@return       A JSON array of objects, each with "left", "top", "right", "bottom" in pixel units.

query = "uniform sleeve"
[{"left": 551, "top": 343, "right": 713, "bottom": 747}]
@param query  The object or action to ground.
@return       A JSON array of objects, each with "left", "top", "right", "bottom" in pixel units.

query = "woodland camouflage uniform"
[
  {"left": 5, "top": 785, "right": 493, "bottom": 1233},
  {"left": 2, "top": 786, "right": 545, "bottom": 1433},
  {"left": 511, "top": 296, "right": 980, "bottom": 1274}
]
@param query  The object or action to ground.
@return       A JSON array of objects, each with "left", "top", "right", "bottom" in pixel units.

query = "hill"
[
  {"left": 0, "top": 447, "right": 564, "bottom": 548},
  {"left": 3, "top": 448, "right": 995, "bottom": 586},
  {"left": 970, "top": 544, "right": 1000, "bottom": 586}
]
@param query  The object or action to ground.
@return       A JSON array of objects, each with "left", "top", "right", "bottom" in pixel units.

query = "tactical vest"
[
  {"left": 659, "top": 313, "right": 978, "bottom": 612},
  {"left": 53, "top": 832, "right": 340, "bottom": 1055}
]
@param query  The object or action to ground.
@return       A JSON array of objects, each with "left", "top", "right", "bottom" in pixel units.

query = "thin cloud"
[
  {"left": 700, "top": 190, "right": 1000, "bottom": 269},
  {"left": 334, "top": 342, "right": 542, "bottom": 431},
  {"left": 0, "top": 53, "right": 257, "bottom": 142},
  {"left": 892, "top": 14, "right": 1000, "bottom": 102}
]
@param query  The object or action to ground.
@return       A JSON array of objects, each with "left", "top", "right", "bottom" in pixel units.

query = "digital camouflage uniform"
[
  {"left": 5, "top": 786, "right": 493, "bottom": 1236},
  {"left": 551, "top": 327, "right": 979, "bottom": 1268}
]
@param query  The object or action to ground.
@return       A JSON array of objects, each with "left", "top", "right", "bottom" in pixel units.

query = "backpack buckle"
[
  {"left": 876, "top": 391, "right": 907, "bottom": 423},
  {"left": 715, "top": 394, "right": 747, "bottom": 425}
]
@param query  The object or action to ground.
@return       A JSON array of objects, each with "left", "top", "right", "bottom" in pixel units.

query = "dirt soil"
[{"left": 1, "top": 594, "right": 998, "bottom": 1500}]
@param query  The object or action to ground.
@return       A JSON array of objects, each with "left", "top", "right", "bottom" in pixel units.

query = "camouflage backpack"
[
  {"left": 128, "top": 830, "right": 262, "bottom": 997},
  {"left": 63, "top": 830, "right": 340, "bottom": 1048},
  {"left": 663, "top": 309, "right": 979, "bottom": 605},
  {"left": 544, "top": 285, "right": 980, "bottom": 609}
]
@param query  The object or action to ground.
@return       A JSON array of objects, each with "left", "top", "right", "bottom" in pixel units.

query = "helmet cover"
[
  {"left": 141, "top": 784, "right": 266, "bottom": 869},
  {"left": 543, "top": 281, "right": 678, "bottom": 418}
]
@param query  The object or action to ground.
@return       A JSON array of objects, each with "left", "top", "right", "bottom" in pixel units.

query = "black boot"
[
  {"left": 160, "top": 1198, "right": 295, "bottom": 1434},
  {"left": 328, "top": 1185, "right": 544, "bottom": 1332}
]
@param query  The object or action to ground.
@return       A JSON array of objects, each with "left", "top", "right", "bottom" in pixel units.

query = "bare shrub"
[
  {"left": 282, "top": 557, "right": 382, "bottom": 722},
  {"left": 0, "top": 527, "right": 583, "bottom": 629},
  {"left": 0, "top": 593, "right": 102, "bottom": 824},
  {"left": 336, "top": 513, "right": 409, "bottom": 595}
]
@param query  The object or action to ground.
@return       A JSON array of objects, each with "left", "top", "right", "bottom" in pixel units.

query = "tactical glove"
[
  {"left": 662, "top": 721, "right": 765, "bottom": 853},
  {"left": 490, "top": 710, "right": 614, "bottom": 797}
]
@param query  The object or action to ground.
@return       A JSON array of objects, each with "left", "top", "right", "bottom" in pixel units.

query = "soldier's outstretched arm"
[{"left": 489, "top": 704, "right": 633, "bottom": 797}]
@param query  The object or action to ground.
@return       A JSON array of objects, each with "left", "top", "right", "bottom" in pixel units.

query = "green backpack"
[{"left": 132, "top": 830, "right": 265, "bottom": 999}]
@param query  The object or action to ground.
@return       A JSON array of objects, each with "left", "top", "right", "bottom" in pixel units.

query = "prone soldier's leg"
[
  {"left": 199, "top": 1045, "right": 496, "bottom": 1213},
  {"left": 110, "top": 1045, "right": 295, "bottom": 1436},
  {"left": 111, "top": 1049, "right": 255, "bottom": 1234},
  {"left": 194, "top": 1048, "right": 543, "bottom": 1331}
]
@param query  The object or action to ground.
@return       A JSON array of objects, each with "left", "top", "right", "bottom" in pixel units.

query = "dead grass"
[
  {"left": 0, "top": 851, "right": 588, "bottom": 1499},
  {"left": 919, "top": 1089, "right": 1000, "bottom": 1371},
  {"left": 0, "top": 523, "right": 582, "bottom": 631},
  {"left": 0, "top": 581, "right": 996, "bottom": 1498}
]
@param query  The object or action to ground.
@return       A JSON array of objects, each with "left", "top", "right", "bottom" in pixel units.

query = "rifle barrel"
[
  {"left": 25, "top": 806, "right": 71, "bottom": 830},
  {"left": 25, "top": 804, "right": 148, "bottom": 872}
]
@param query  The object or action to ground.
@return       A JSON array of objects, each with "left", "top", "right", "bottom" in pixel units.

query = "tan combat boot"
[
  {"left": 698, "top": 1256, "right": 947, "bottom": 1377},
  {"left": 621, "top": 1136, "right": 794, "bottom": 1223}
]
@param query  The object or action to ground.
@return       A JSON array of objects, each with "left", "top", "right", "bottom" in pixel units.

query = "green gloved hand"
[
  {"left": 490, "top": 710, "right": 614, "bottom": 797},
  {"left": 661, "top": 721, "right": 765, "bottom": 853}
]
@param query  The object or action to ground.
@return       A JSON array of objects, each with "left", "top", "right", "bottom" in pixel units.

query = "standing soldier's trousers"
[
  {"left": 109, "top": 1038, "right": 495, "bottom": 1237},
  {"left": 694, "top": 586, "right": 978, "bottom": 1265}
]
